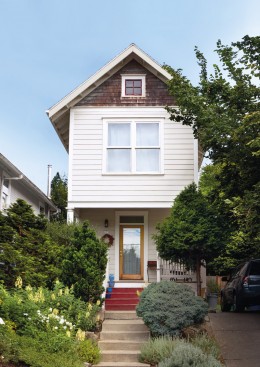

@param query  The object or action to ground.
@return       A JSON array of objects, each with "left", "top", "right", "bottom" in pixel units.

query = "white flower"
[
  {"left": 0, "top": 317, "right": 5, "bottom": 325},
  {"left": 49, "top": 308, "right": 52, "bottom": 312},
  {"left": 23, "top": 313, "right": 28, "bottom": 316}
]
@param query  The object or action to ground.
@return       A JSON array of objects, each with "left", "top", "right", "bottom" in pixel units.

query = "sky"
[{"left": 0, "top": 0, "right": 259, "bottom": 194}]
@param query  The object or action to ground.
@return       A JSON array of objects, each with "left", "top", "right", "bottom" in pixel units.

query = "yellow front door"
[{"left": 119, "top": 225, "right": 144, "bottom": 280}]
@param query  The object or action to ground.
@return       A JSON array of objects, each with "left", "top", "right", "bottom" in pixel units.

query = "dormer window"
[
  {"left": 125, "top": 79, "right": 142, "bottom": 95},
  {"left": 121, "top": 75, "right": 146, "bottom": 97}
]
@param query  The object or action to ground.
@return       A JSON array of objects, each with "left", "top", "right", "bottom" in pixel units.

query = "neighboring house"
[
  {"left": 0, "top": 153, "right": 57, "bottom": 218},
  {"left": 47, "top": 44, "right": 205, "bottom": 291}
]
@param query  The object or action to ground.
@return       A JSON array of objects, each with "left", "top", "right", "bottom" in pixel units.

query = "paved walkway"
[{"left": 209, "top": 311, "right": 260, "bottom": 367}]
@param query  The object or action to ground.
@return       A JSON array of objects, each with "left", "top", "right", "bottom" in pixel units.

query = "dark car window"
[
  {"left": 249, "top": 261, "right": 260, "bottom": 276},
  {"left": 239, "top": 263, "right": 248, "bottom": 276}
]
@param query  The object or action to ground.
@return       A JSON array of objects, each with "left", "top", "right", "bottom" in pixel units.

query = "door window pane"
[
  {"left": 123, "top": 228, "right": 141, "bottom": 274},
  {"left": 136, "top": 123, "right": 159, "bottom": 146},
  {"left": 136, "top": 149, "right": 160, "bottom": 172},
  {"left": 108, "top": 123, "right": 130, "bottom": 146},
  {"left": 120, "top": 216, "right": 144, "bottom": 224},
  {"left": 107, "top": 149, "right": 131, "bottom": 172}
]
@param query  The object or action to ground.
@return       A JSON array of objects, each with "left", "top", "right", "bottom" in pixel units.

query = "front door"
[{"left": 119, "top": 225, "right": 144, "bottom": 280}]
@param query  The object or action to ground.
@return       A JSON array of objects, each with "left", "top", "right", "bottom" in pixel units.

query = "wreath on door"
[{"left": 101, "top": 233, "right": 114, "bottom": 246}]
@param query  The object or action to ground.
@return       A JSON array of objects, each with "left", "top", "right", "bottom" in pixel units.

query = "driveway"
[{"left": 209, "top": 311, "right": 260, "bottom": 367}]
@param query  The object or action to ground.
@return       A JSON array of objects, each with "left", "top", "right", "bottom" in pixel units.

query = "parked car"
[{"left": 220, "top": 259, "right": 260, "bottom": 312}]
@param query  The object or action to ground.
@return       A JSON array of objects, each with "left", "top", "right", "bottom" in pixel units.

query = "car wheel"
[
  {"left": 233, "top": 294, "right": 245, "bottom": 312},
  {"left": 221, "top": 295, "right": 231, "bottom": 312}
]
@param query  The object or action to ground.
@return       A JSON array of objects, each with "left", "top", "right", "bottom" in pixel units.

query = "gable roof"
[
  {"left": 0, "top": 153, "right": 57, "bottom": 212},
  {"left": 46, "top": 44, "right": 172, "bottom": 151}
]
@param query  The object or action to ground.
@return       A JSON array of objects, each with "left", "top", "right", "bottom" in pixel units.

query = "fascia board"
[{"left": 47, "top": 44, "right": 172, "bottom": 120}]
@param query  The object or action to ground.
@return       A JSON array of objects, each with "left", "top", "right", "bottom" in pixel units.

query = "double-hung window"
[{"left": 105, "top": 120, "right": 162, "bottom": 173}]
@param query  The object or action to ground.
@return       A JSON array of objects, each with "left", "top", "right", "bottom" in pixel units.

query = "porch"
[{"left": 103, "top": 255, "right": 206, "bottom": 300}]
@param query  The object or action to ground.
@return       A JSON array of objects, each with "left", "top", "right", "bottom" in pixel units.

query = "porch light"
[{"left": 104, "top": 219, "right": 109, "bottom": 228}]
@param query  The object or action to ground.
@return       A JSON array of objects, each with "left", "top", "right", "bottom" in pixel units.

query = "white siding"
[
  {"left": 68, "top": 107, "right": 195, "bottom": 209},
  {"left": 9, "top": 181, "right": 44, "bottom": 215}
]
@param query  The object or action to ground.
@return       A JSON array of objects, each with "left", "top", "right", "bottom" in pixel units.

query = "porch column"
[
  {"left": 156, "top": 252, "right": 161, "bottom": 283},
  {"left": 67, "top": 208, "right": 74, "bottom": 223}
]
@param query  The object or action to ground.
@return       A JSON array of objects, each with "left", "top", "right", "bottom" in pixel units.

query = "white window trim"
[
  {"left": 121, "top": 74, "right": 146, "bottom": 97},
  {"left": 102, "top": 118, "right": 164, "bottom": 175}
]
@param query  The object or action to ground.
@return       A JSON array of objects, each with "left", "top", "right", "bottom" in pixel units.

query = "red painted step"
[
  {"left": 105, "top": 303, "right": 139, "bottom": 311},
  {"left": 105, "top": 287, "right": 143, "bottom": 311}
]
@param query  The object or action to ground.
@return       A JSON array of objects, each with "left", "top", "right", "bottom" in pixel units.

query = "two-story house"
[
  {"left": 47, "top": 44, "right": 204, "bottom": 290},
  {"left": 0, "top": 153, "right": 57, "bottom": 217}
]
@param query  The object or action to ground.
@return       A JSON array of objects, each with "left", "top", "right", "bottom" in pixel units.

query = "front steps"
[
  {"left": 93, "top": 310, "right": 150, "bottom": 367},
  {"left": 105, "top": 287, "right": 142, "bottom": 311}
]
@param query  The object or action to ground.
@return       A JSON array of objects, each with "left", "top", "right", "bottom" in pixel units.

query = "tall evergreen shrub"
[{"left": 61, "top": 221, "right": 108, "bottom": 302}]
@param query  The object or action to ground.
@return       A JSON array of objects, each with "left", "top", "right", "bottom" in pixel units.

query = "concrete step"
[
  {"left": 93, "top": 362, "right": 150, "bottom": 367},
  {"left": 102, "top": 319, "right": 148, "bottom": 332},
  {"left": 99, "top": 340, "right": 144, "bottom": 351},
  {"left": 100, "top": 330, "right": 150, "bottom": 341},
  {"left": 105, "top": 310, "right": 140, "bottom": 320},
  {"left": 101, "top": 350, "right": 140, "bottom": 362}
]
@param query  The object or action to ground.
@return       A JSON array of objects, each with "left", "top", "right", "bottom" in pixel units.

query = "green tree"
[
  {"left": 154, "top": 183, "right": 224, "bottom": 295},
  {"left": 61, "top": 221, "right": 108, "bottom": 302},
  {"left": 165, "top": 35, "right": 260, "bottom": 271},
  {"left": 50, "top": 172, "right": 68, "bottom": 222},
  {"left": 0, "top": 199, "right": 62, "bottom": 287}
]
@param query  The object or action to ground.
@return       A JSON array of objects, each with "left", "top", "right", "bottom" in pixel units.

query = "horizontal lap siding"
[{"left": 69, "top": 108, "right": 194, "bottom": 207}]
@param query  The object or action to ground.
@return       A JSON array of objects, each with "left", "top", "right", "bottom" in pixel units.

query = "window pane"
[
  {"left": 120, "top": 216, "right": 144, "bottom": 223},
  {"left": 107, "top": 149, "right": 131, "bottom": 172},
  {"left": 134, "top": 87, "right": 142, "bottom": 95},
  {"left": 136, "top": 149, "right": 160, "bottom": 172},
  {"left": 126, "top": 88, "right": 133, "bottom": 95},
  {"left": 108, "top": 123, "right": 130, "bottom": 146},
  {"left": 134, "top": 80, "right": 142, "bottom": 87},
  {"left": 136, "top": 123, "right": 159, "bottom": 146},
  {"left": 125, "top": 80, "right": 134, "bottom": 87}
]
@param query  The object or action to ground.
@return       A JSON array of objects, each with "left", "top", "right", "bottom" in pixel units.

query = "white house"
[
  {"left": 0, "top": 153, "right": 57, "bottom": 218},
  {"left": 47, "top": 44, "right": 204, "bottom": 290}
]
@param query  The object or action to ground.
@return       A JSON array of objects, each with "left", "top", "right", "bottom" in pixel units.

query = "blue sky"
[{"left": 0, "top": 0, "right": 259, "bottom": 193}]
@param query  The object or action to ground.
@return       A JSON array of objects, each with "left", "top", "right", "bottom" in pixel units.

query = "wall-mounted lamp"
[{"left": 104, "top": 219, "right": 109, "bottom": 228}]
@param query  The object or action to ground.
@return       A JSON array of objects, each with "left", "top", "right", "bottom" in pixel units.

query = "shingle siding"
[{"left": 76, "top": 60, "right": 175, "bottom": 107}]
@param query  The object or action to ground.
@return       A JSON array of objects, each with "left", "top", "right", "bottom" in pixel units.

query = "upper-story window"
[
  {"left": 121, "top": 75, "right": 146, "bottom": 97},
  {"left": 104, "top": 119, "right": 162, "bottom": 174}
]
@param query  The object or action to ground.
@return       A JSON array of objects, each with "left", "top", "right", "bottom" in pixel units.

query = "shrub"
[
  {"left": 61, "top": 221, "right": 108, "bottom": 302},
  {"left": 139, "top": 336, "right": 179, "bottom": 365},
  {"left": 0, "top": 327, "right": 20, "bottom": 364},
  {"left": 158, "top": 342, "right": 223, "bottom": 367},
  {"left": 76, "top": 338, "right": 101, "bottom": 364},
  {"left": 0, "top": 283, "right": 102, "bottom": 367},
  {"left": 136, "top": 281, "right": 208, "bottom": 336},
  {"left": 191, "top": 333, "right": 221, "bottom": 361}
]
